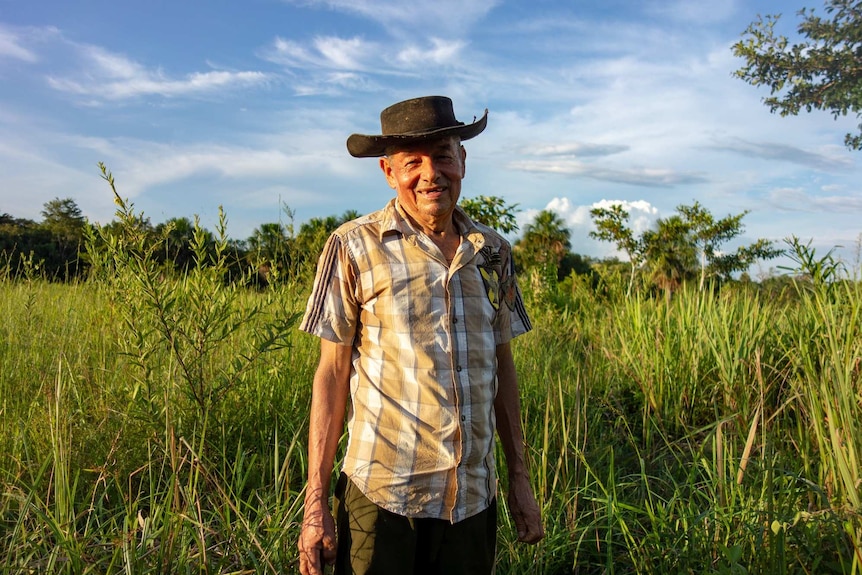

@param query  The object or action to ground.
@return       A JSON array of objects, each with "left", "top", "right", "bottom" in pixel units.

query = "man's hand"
[
  {"left": 507, "top": 473, "right": 544, "bottom": 544},
  {"left": 298, "top": 498, "right": 337, "bottom": 575}
]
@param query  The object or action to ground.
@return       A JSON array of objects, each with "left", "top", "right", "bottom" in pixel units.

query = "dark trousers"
[{"left": 334, "top": 474, "right": 497, "bottom": 575}]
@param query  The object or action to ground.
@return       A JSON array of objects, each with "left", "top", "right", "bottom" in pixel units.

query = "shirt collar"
[{"left": 381, "top": 199, "right": 486, "bottom": 252}]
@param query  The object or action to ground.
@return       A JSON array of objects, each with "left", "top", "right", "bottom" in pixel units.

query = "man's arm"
[
  {"left": 299, "top": 339, "right": 352, "bottom": 575},
  {"left": 494, "top": 341, "right": 544, "bottom": 544}
]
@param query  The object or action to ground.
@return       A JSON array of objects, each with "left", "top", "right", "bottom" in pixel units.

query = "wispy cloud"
[
  {"left": 709, "top": 138, "right": 855, "bottom": 171},
  {"left": 263, "top": 34, "right": 466, "bottom": 95},
  {"left": 0, "top": 25, "right": 39, "bottom": 62},
  {"left": 767, "top": 187, "right": 862, "bottom": 213},
  {"left": 266, "top": 34, "right": 464, "bottom": 72},
  {"left": 280, "top": 0, "right": 499, "bottom": 37},
  {"left": 46, "top": 44, "right": 269, "bottom": 100},
  {"left": 266, "top": 35, "right": 376, "bottom": 71},
  {"left": 644, "top": 0, "right": 739, "bottom": 24},
  {"left": 508, "top": 159, "right": 708, "bottom": 187},
  {"left": 396, "top": 38, "right": 466, "bottom": 66},
  {"left": 66, "top": 138, "right": 320, "bottom": 196},
  {"left": 526, "top": 143, "right": 629, "bottom": 157}
]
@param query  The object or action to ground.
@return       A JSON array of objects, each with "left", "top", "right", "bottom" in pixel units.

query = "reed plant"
[
  {"left": 1, "top": 168, "right": 317, "bottom": 572},
  {"left": 1, "top": 174, "right": 860, "bottom": 572}
]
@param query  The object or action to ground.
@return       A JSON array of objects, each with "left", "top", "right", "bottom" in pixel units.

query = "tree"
[
  {"left": 247, "top": 222, "right": 291, "bottom": 274},
  {"left": 675, "top": 202, "right": 783, "bottom": 289},
  {"left": 589, "top": 203, "right": 645, "bottom": 296},
  {"left": 459, "top": 195, "right": 520, "bottom": 234},
  {"left": 292, "top": 210, "right": 360, "bottom": 272},
  {"left": 155, "top": 217, "right": 211, "bottom": 271},
  {"left": 733, "top": 0, "right": 862, "bottom": 150},
  {"left": 513, "top": 209, "right": 572, "bottom": 279},
  {"left": 589, "top": 200, "right": 782, "bottom": 296},
  {"left": 40, "top": 197, "right": 87, "bottom": 279},
  {"left": 0, "top": 214, "right": 49, "bottom": 278},
  {"left": 642, "top": 215, "right": 697, "bottom": 299}
]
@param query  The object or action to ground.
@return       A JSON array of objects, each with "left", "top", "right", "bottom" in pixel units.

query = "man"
[{"left": 298, "top": 96, "right": 543, "bottom": 575}]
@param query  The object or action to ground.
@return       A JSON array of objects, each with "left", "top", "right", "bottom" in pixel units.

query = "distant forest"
[{"left": 2, "top": 194, "right": 799, "bottom": 297}]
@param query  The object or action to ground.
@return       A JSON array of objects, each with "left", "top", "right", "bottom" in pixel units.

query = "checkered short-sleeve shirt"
[{"left": 300, "top": 199, "right": 531, "bottom": 523}]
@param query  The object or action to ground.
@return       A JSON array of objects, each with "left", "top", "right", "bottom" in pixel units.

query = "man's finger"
[
  {"left": 518, "top": 522, "right": 544, "bottom": 544},
  {"left": 300, "top": 543, "right": 323, "bottom": 575}
]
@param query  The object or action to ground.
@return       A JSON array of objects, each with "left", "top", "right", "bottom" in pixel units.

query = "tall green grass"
[{"left": 1, "top": 174, "right": 860, "bottom": 572}]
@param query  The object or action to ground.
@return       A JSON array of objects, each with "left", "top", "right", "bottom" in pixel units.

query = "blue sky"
[{"left": 1, "top": 0, "right": 860, "bottom": 274}]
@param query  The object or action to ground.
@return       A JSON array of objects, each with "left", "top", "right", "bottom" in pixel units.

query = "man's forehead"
[{"left": 387, "top": 136, "right": 461, "bottom": 155}]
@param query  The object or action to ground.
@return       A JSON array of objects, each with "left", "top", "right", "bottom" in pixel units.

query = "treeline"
[
  {"left": 2, "top": 193, "right": 795, "bottom": 295},
  {"left": 0, "top": 197, "right": 357, "bottom": 285}
]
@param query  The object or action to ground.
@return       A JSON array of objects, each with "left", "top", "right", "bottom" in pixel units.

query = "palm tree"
[
  {"left": 642, "top": 216, "right": 696, "bottom": 300},
  {"left": 514, "top": 209, "right": 571, "bottom": 274}
]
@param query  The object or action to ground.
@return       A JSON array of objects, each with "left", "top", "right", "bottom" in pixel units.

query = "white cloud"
[
  {"left": 0, "top": 26, "right": 38, "bottom": 62},
  {"left": 46, "top": 44, "right": 269, "bottom": 100},
  {"left": 767, "top": 187, "right": 862, "bottom": 213},
  {"left": 265, "top": 35, "right": 381, "bottom": 72},
  {"left": 313, "top": 36, "right": 373, "bottom": 70},
  {"left": 644, "top": 0, "right": 739, "bottom": 24},
  {"left": 709, "top": 138, "right": 855, "bottom": 171},
  {"left": 508, "top": 159, "right": 708, "bottom": 187},
  {"left": 396, "top": 38, "right": 465, "bottom": 66},
  {"left": 267, "top": 34, "right": 464, "bottom": 75},
  {"left": 527, "top": 142, "right": 630, "bottom": 158},
  {"left": 72, "top": 141, "right": 317, "bottom": 197},
  {"left": 589, "top": 199, "right": 660, "bottom": 236},
  {"left": 281, "top": 0, "right": 500, "bottom": 37}
]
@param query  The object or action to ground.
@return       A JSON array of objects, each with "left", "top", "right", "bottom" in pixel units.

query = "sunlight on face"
[{"left": 380, "top": 137, "right": 466, "bottom": 232}]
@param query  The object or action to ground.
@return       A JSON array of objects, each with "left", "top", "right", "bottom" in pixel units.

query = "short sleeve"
[
  {"left": 502, "top": 242, "right": 531, "bottom": 338},
  {"left": 299, "top": 234, "right": 360, "bottom": 345}
]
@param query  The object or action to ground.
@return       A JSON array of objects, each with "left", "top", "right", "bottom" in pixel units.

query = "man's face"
[{"left": 380, "top": 137, "right": 466, "bottom": 230}]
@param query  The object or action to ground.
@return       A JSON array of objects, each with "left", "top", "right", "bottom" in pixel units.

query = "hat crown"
[
  {"left": 379, "top": 96, "right": 464, "bottom": 136},
  {"left": 346, "top": 95, "right": 487, "bottom": 157}
]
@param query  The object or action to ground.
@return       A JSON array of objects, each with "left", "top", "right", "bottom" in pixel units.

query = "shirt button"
[
  {"left": 456, "top": 365, "right": 462, "bottom": 372},
  {"left": 452, "top": 317, "right": 458, "bottom": 323},
  {"left": 461, "top": 415, "right": 466, "bottom": 422}
]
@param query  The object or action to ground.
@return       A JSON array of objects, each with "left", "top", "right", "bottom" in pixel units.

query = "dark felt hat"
[{"left": 346, "top": 96, "right": 488, "bottom": 158}]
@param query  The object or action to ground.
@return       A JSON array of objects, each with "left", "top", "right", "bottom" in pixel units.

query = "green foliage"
[
  {"left": 590, "top": 203, "right": 645, "bottom": 296},
  {"left": 590, "top": 201, "right": 782, "bottom": 297},
  {"left": 733, "top": 0, "right": 862, "bottom": 150},
  {"left": 3, "top": 244, "right": 862, "bottom": 572},
  {"left": 154, "top": 216, "right": 211, "bottom": 272},
  {"left": 86, "top": 163, "right": 300, "bottom": 428},
  {"left": 460, "top": 194, "right": 520, "bottom": 234},
  {"left": 0, "top": 165, "right": 314, "bottom": 572},
  {"left": 781, "top": 234, "right": 847, "bottom": 287},
  {"left": 291, "top": 210, "right": 359, "bottom": 276},
  {"left": 643, "top": 215, "right": 699, "bottom": 298},
  {"left": 497, "top": 277, "right": 862, "bottom": 573},
  {"left": 514, "top": 209, "right": 572, "bottom": 278},
  {"left": 0, "top": 199, "right": 89, "bottom": 281},
  {"left": 2, "top": 169, "right": 861, "bottom": 573}
]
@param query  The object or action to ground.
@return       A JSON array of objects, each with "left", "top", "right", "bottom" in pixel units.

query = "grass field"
[{"left": 1, "top": 209, "right": 860, "bottom": 573}]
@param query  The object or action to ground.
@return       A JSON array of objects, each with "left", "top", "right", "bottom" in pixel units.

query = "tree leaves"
[{"left": 733, "top": 0, "right": 862, "bottom": 150}]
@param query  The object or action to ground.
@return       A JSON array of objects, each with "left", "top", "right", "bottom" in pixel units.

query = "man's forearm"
[
  {"left": 494, "top": 341, "right": 545, "bottom": 544},
  {"left": 305, "top": 339, "right": 352, "bottom": 502},
  {"left": 494, "top": 342, "right": 529, "bottom": 477}
]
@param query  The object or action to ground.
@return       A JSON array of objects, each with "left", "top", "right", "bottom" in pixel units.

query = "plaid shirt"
[{"left": 300, "top": 199, "right": 531, "bottom": 523}]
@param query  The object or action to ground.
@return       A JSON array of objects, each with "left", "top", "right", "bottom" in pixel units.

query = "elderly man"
[{"left": 298, "top": 96, "right": 543, "bottom": 575}]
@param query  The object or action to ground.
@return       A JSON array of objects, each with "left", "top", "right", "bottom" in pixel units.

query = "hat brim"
[{"left": 346, "top": 110, "right": 488, "bottom": 158}]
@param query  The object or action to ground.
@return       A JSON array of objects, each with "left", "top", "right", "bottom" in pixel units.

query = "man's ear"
[{"left": 379, "top": 156, "right": 397, "bottom": 190}]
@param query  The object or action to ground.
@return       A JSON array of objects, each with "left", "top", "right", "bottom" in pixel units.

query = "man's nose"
[{"left": 420, "top": 157, "right": 441, "bottom": 181}]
